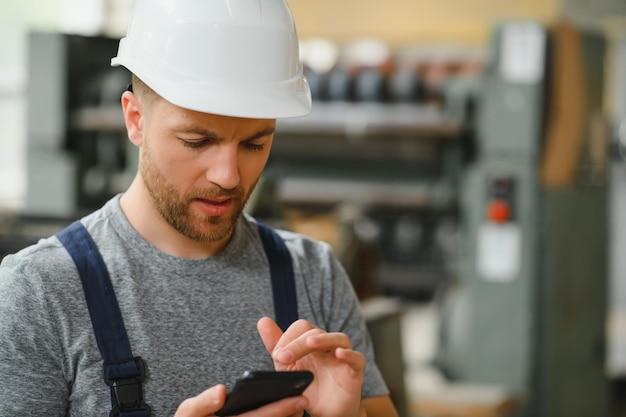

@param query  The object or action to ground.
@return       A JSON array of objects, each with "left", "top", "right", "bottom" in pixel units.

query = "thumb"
[
  {"left": 257, "top": 317, "right": 283, "bottom": 354},
  {"left": 174, "top": 384, "right": 227, "bottom": 417}
]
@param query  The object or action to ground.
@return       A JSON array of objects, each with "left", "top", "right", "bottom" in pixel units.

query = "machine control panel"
[{"left": 486, "top": 176, "right": 515, "bottom": 223}]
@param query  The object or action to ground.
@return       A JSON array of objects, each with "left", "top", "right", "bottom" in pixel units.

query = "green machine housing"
[{"left": 437, "top": 21, "right": 609, "bottom": 417}]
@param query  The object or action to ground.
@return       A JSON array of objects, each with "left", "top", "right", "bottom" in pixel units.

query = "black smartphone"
[{"left": 215, "top": 370, "right": 314, "bottom": 416}]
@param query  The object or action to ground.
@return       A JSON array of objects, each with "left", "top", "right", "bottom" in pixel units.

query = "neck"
[{"left": 119, "top": 176, "right": 231, "bottom": 259}]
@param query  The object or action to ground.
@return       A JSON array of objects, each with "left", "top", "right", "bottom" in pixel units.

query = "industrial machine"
[
  {"left": 608, "top": 33, "right": 626, "bottom": 412},
  {"left": 267, "top": 100, "right": 471, "bottom": 299},
  {"left": 263, "top": 38, "right": 483, "bottom": 300},
  {"left": 24, "top": 32, "right": 131, "bottom": 218},
  {"left": 436, "top": 21, "right": 609, "bottom": 417},
  {"left": 0, "top": 33, "right": 132, "bottom": 259}
]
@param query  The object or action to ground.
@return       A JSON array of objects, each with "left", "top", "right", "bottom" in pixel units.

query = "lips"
[
  {"left": 199, "top": 197, "right": 231, "bottom": 205},
  {"left": 193, "top": 197, "right": 234, "bottom": 216}
]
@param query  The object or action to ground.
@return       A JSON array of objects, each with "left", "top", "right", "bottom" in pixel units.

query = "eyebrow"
[{"left": 173, "top": 126, "right": 275, "bottom": 142}]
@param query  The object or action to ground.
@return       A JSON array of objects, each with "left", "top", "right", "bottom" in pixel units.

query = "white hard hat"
[{"left": 111, "top": 0, "right": 312, "bottom": 119}]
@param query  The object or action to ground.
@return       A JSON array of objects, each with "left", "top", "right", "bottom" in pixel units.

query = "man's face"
[{"left": 138, "top": 97, "right": 275, "bottom": 244}]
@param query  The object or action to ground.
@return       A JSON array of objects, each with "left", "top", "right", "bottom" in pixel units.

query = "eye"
[
  {"left": 181, "top": 140, "right": 208, "bottom": 149},
  {"left": 243, "top": 142, "right": 265, "bottom": 152},
  {"left": 179, "top": 135, "right": 215, "bottom": 149}
]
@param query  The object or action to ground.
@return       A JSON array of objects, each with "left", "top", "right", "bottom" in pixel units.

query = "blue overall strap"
[
  {"left": 256, "top": 222, "right": 298, "bottom": 332},
  {"left": 56, "top": 221, "right": 150, "bottom": 417}
]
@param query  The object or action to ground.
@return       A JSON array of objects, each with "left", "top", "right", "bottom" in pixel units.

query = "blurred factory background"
[{"left": 2, "top": 0, "right": 626, "bottom": 416}]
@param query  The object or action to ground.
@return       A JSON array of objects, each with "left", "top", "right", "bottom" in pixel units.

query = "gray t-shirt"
[{"left": 0, "top": 196, "right": 387, "bottom": 416}]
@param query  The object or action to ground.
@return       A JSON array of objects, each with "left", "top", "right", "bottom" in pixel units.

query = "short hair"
[{"left": 131, "top": 74, "right": 158, "bottom": 109}]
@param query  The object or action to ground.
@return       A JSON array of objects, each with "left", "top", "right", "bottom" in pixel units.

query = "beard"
[{"left": 139, "top": 145, "right": 256, "bottom": 244}]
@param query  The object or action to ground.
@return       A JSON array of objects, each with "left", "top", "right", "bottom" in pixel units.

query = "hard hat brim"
[{"left": 112, "top": 36, "right": 312, "bottom": 119}]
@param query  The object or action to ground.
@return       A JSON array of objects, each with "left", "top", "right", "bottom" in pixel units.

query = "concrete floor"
[{"left": 399, "top": 301, "right": 626, "bottom": 417}]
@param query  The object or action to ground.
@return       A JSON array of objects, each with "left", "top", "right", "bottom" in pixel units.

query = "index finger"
[
  {"left": 275, "top": 329, "right": 353, "bottom": 365},
  {"left": 257, "top": 317, "right": 284, "bottom": 354}
]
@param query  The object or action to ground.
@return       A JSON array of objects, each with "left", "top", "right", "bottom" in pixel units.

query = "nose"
[{"left": 204, "top": 145, "right": 240, "bottom": 190}]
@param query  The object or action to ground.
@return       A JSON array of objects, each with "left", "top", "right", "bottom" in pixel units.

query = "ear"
[{"left": 121, "top": 91, "right": 145, "bottom": 147}]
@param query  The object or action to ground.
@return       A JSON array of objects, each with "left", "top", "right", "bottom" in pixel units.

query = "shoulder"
[
  {"left": 0, "top": 199, "right": 119, "bottom": 301},
  {"left": 242, "top": 215, "right": 353, "bottom": 316},
  {"left": 243, "top": 214, "right": 338, "bottom": 270},
  {"left": 0, "top": 233, "right": 81, "bottom": 352},
  {"left": 1, "top": 235, "right": 73, "bottom": 287},
  {"left": 278, "top": 228, "right": 338, "bottom": 271}
]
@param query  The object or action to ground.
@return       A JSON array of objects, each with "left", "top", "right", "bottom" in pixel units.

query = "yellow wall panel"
[{"left": 287, "top": 0, "right": 562, "bottom": 45}]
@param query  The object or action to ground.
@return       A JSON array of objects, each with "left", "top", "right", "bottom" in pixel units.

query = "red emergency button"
[{"left": 487, "top": 199, "right": 510, "bottom": 223}]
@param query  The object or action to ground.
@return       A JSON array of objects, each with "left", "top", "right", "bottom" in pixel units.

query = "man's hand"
[
  {"left": 173, "top": 384, "right": 308, "bottom": 417},
  {"left": 257, "top": 317, "right": 366, "bottom": 417}
]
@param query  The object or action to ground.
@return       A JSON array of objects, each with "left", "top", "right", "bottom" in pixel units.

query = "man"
[{"left": 0, "top": 0, "right": 398, "bottom": 416}]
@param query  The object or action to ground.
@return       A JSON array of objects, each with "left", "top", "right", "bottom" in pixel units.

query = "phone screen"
[{"left": 215, "top": 370, "right": 313, "bottom": 416}]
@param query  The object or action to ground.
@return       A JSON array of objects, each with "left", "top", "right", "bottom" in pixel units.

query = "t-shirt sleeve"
[
  {"left": 325, "top": 252, "right": 390, "bottom": 399},
  {"left": 290, "top": 236, "right": 390, "bottom": 399},
  {"left": 0, "top": 252, "right": 69, "bottom": 416}
]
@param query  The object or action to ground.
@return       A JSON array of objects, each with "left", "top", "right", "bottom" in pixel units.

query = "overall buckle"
[{"left": 104, "top": 357, "right": 151, "bottom": 417}]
